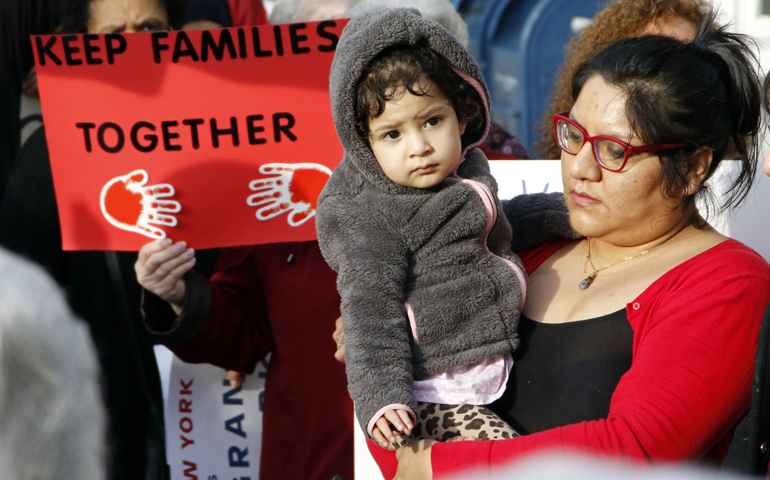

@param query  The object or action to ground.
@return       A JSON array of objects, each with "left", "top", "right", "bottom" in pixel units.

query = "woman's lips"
[{"left": 571, "top": 190, "right": 601, "bottom": 206}]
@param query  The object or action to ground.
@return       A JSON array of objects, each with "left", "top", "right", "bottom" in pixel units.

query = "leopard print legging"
[{"left": 386, "top": 402, "right": 519, "bottom": 450}]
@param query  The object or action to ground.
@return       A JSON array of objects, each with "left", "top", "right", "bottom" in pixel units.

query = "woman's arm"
[
  {"left": 143, "top": 244, "right": 275, "bottom": 373},
  {"left": 425, "top": 245, "right": 770, "bottom": 477}
]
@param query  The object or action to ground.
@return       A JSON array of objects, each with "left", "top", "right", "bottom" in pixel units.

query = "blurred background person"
[
  {"left": 269, "top": 0, "right": 360, "bottom": 24},
  {"left": 184, "top": 0, "right": 233, "bottom": 29},
  {"left": 348, "top": 0, "right": 468, "bottom": 45},
  {"left": 184, "top": 0, "right": 267, "bottom": 29},
  {"left": 0, "top": 1, "right": 196, "bottom": 480},
  {"left": 138, "top": 3, "right": 357, "bottom": 480},
  {"left": 228, "top": 0, "right": 268, "bottom": 26},
  {"left": 0, "top": 247, "right": 106, "bottom": 480},
  {"left": 181, "top": 0, "right": 271, "bottom": 389},
  {"left": 535, "top": 0, "right": 709, "bottom": 159},
  {"left": 447, "top": 452, "right": 751, "bottom": 480},
  {"left": 0, "top": 0, "right": 60, "bottom": 202}
]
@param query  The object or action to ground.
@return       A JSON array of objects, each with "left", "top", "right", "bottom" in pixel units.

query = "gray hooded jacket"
[{"left": 316, "top": 7, "right": 576, "bottom": 435}]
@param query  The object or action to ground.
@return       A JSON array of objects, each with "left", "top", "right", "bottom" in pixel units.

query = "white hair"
[
  {"left": 450, "top": 453, "right": 746, "bottom": 480},
  {"left": 0, "top": 248, "right": 105, "bottom": 480},
  {"left": 347, "top": 0, "right": 469, "bottom": 47},
  {"left": 269, "top": 0, "right": 364, "bottom": 24}
]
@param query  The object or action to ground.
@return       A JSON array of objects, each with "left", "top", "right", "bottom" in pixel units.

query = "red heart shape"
[
  {"left": 289, "top": 168, "right": 330, "bottom": 209},
  {"left": 103, "top": 180, "right": 144, "bottom": 226}
]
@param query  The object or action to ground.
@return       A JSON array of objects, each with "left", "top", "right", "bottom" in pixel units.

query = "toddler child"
[{"left": 317, "top": 8, "right": 525, "bottom": 450}]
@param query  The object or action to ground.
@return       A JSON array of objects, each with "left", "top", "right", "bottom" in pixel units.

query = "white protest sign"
[{"left": 159, "top": 348, "right": 268, "bottom": 480}]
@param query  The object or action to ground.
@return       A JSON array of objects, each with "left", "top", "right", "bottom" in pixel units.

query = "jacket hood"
[{"left": 329, "top": 7, "right": 491, "bottom": 193}]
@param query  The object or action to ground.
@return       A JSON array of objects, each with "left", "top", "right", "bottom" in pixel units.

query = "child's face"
[{"left": 368, "top": 82, "right": 467, "bottom": 189}]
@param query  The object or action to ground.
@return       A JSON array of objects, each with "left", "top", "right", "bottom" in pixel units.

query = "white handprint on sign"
[
  {"left": 247, "top": 163, "right": 331, "bottom": 226},
  {"left": 100, "top": 169, "right": 181, "bottom": 240}
]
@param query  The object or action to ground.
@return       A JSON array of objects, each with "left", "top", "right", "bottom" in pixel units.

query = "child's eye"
[
  {"left": 426, "top": 117, "right": 441, "bottom": 127},
  {"left": 383, "top": 131, "right": 400, "bottom": 140}
]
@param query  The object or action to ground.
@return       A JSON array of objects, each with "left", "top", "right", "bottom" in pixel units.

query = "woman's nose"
[{"left": 567, "top": 141, "right": 602, "bottom": 182}]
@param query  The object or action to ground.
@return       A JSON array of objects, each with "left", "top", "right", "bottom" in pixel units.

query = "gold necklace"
[{"left": 579, "top": 230, "right": 682, "bottom": 290}]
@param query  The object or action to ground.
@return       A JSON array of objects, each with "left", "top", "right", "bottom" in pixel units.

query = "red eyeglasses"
[{"left": 553, "top": 112, "right": 688, "bottom": 172}]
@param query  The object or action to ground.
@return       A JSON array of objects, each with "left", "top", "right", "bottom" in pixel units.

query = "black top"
[{"left": 490, "top": 309, "right": 633, "bottom": 434}]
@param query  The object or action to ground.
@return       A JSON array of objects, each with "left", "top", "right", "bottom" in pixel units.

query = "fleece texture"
[{"left": 316, "top": 7, "right": 576, "bottom": 436}]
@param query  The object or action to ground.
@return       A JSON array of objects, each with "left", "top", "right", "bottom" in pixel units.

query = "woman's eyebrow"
[
  {"left": 570, "top": 110, "right": 637, "bottom": 142},
  {"left": 137, "top": 15, "right": 167, "bottom": 27},
  {"left": 99, "top": 22, "right": 126, "bottom": 33}
]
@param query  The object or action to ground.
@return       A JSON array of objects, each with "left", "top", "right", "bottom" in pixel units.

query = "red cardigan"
[
  {"left": 149, "top": 242, "right": 353, "bottom": 480},
  {"left": 370, "top": 239, "right": 770, "bottom": 479}
]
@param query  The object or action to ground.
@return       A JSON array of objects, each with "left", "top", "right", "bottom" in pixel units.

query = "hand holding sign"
[
  {"left": 135, "top": 239, "right": 195, "bottom": 310},
  {"left": 247, "top": 163, "right": 331, "bottom": 226},
  {"left": 101, "top": 170, "right": 181, "bottom": 240}
]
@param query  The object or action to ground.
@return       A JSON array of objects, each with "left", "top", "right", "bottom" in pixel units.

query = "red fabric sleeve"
[
  {"left": 226, "top": 0, "right": 268, "bottom": 27},
  {"left": 431, "top": 240, "right": 770, "bottom": 478},
  {"left": 170, "top": 245, "right": 275, "bottom": 373},
  {"left": 517, "top": 240, "right": 571, "bottom": 275}
]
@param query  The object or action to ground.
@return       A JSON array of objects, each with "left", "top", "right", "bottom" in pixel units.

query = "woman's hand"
[
  {"left": 394, "top": 439, "right": 435, "bottom": 480},
  {"left": 227, "top": 370, "right": 247, "bottom": 388},
  {"left": 332, "top": 316, "right": 346, "bottom": 363},
  {"left": 135, "top": 238, "right": 195, "bottom": 313}
]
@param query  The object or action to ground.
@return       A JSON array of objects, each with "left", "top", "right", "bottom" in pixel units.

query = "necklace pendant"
[{"left": 579, "top": 272, "right": 596, "bottom": 290}]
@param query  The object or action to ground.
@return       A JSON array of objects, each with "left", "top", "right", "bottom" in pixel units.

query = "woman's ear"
[{"left": 683, "top": 148, "right": 713, "bottom": 196}]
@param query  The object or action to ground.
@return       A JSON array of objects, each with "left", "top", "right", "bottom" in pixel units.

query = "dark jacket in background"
[
  {"left": 0, "top": 127, "right": 218, "bottom": 480},
  {"left": 0, "top": 0, "right": 59, "bottom": 199}
]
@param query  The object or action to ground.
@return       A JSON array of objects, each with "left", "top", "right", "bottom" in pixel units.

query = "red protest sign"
[{"left": 32, "top": 21, "right": 346, "bottom": 251}]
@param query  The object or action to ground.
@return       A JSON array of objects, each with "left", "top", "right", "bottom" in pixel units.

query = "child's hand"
[
  {"left": 332, "top": 316, "right": 346, "bottom": 363},
  {"left": 372, "top": 409, "right": 414, "bottom": 448}
]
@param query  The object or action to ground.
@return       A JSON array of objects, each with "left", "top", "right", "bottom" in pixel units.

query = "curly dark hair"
[
  {"left": 571, "top": 17, "right": 761, "bottom": 216},
  {"left": 356, "top": 43, "right": 485, "bottom": 149},
  {"left": 61, "top": 0, "right": 187, "bottom": 33},
  {"left": 764, "top": 74, "right": 770, "bottom": 115},
  {"left": 535, "top": 0, "right": 710, "bottom": 159}
]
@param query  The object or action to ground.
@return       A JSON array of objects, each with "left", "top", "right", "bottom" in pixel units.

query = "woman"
[
  {"left": 132, "top": 2, "right": 357, "bottom": 479},
  {"left": 535, "top": 0, "right": 710, "bottom": 159},
  {"left": 384, "top": 17, "right": 770, "bottom": 480}
]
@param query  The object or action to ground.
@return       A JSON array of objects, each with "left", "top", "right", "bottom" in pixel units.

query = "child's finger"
[
  {"left": 383, "top": 410, "right": 405, "bottom": 432},
  {"left": 395, "top": 409, "right": 414, "bottom": 434},
  {"left": 372, "top": 426, "right": 390, "bottom": 449},
  {"left": 376, "top": 417, "right": 396, "bottom": 444}
]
